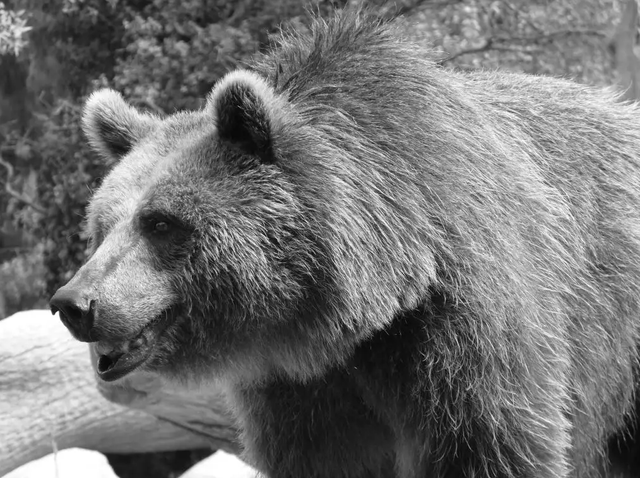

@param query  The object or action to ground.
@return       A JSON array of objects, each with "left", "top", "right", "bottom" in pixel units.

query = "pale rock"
[
  {"left": 179, "top": 451, "right": 259, "bottom": 478},
  {"left": 2, "top": 448, "right": 118, "bottom": 478}
]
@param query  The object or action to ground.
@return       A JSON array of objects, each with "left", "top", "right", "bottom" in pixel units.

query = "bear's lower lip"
[
  {"left": 95, "top": 308, "right": 172, "bottom": 382},
  {"left": 96, "top": 344, "right": 151, "bottom": 381}
]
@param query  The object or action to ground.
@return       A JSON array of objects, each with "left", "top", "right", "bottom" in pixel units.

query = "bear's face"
[
  {"left": 51, "top": 70, "right": 435, "bottom": 384},
  {"left": 50, "top": 72, "right": 345, "bottom": 384}
]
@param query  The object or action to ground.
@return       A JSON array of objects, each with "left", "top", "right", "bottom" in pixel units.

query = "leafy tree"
[{"left": 0, "top": 2, "right": 31, "bottom": 55}]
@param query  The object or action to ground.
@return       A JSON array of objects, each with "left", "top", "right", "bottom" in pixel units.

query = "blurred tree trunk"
[{"left": 613, "top": 0, "right": 640, "bottom": 100}]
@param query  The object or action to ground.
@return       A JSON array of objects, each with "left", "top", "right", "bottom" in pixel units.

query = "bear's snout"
[{"left": 50, "top": 285, "right": 98, "bottom": 342}]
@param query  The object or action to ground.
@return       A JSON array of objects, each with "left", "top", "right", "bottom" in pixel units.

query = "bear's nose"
[{"left": 50, "top": 287, "right": 97, "bottom": 342}]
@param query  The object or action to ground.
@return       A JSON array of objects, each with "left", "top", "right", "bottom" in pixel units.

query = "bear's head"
[{"left": 50, "top": 70, "right": 436, "bottom": 384}]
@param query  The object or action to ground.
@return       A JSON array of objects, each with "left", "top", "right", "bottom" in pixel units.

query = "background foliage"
[{"left": 1, "top": 0, "right": 639, "bottom": 476}]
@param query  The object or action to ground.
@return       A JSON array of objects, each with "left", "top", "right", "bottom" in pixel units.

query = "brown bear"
[{"left": 50, "top": 10, "right": 640, "bottom": 478}]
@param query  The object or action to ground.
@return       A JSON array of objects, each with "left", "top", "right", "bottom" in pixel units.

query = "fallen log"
[{"left": 0, "top": 310, "right": 242, "bottom": 476}]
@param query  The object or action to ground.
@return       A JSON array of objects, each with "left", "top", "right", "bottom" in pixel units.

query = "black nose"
[{"left": 50, "top": 286, "right": 96, "bottom": 342}]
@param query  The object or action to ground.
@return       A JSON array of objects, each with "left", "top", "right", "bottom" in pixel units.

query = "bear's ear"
[
  {"left": 82, "top": 89, "right": 156, "bottom": 161},
  {"left": 207, "top": 70, "right": 285, "bottom": 164}
]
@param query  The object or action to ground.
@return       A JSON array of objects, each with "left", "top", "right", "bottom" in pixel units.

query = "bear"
[{"left": 49, "top": 10, "right": 640, "bottom": 478}]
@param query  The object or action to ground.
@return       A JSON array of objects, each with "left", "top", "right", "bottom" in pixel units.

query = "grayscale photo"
[{"left": 1, "top": 1, "right": 639, "bottom": 477}]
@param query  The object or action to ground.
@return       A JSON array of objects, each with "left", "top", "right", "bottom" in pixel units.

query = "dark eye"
[
  {"left": 140, "top": 214, "right": 174, "bottom": 236},
  {"left": 139, "top": 210, "right": 193, "bottom": 242},
  {"left": 154, "top": 221, "right": 170, "bottom": 233}
]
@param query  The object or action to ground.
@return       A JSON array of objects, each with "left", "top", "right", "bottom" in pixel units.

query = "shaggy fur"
[{"left": 53, "top": 11, "right": 640, "bottom": 478}]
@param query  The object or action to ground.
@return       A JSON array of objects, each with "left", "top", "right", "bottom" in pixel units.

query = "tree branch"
[
  {"left": 0, "top": 154, "right": 46, "bottom": 215},
  {"left": 441, "top": 39, "right": 539, "bottom": 63},
  {"left": 421, "top": 0, "right": 463, "bottom": 7},
  {"left": 372, "top": 0, "right": 462, "bottom": 19},
  {"left": 440, "top": 29, "right": 607, "bottom": 64},
  {"left": 502, "top": 29, "right": 607, "bottom": 43},
  {"left": 393, "top": 0, "right": 463, "bottom": 16}
]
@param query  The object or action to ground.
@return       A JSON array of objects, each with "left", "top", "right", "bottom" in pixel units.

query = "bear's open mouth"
[{"left": 95, "top": 308, "right": 173, "bottom": 382}]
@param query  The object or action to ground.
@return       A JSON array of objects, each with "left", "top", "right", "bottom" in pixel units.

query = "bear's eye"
[
  {"left": 139, "top": 214, "right": 174, "bottom": 236},
  {"left": 154, "top": 221, "right": 170, "bottom": 233},
  {"left": 148, "top": 218, "right": 172, "bottom": 235}
]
